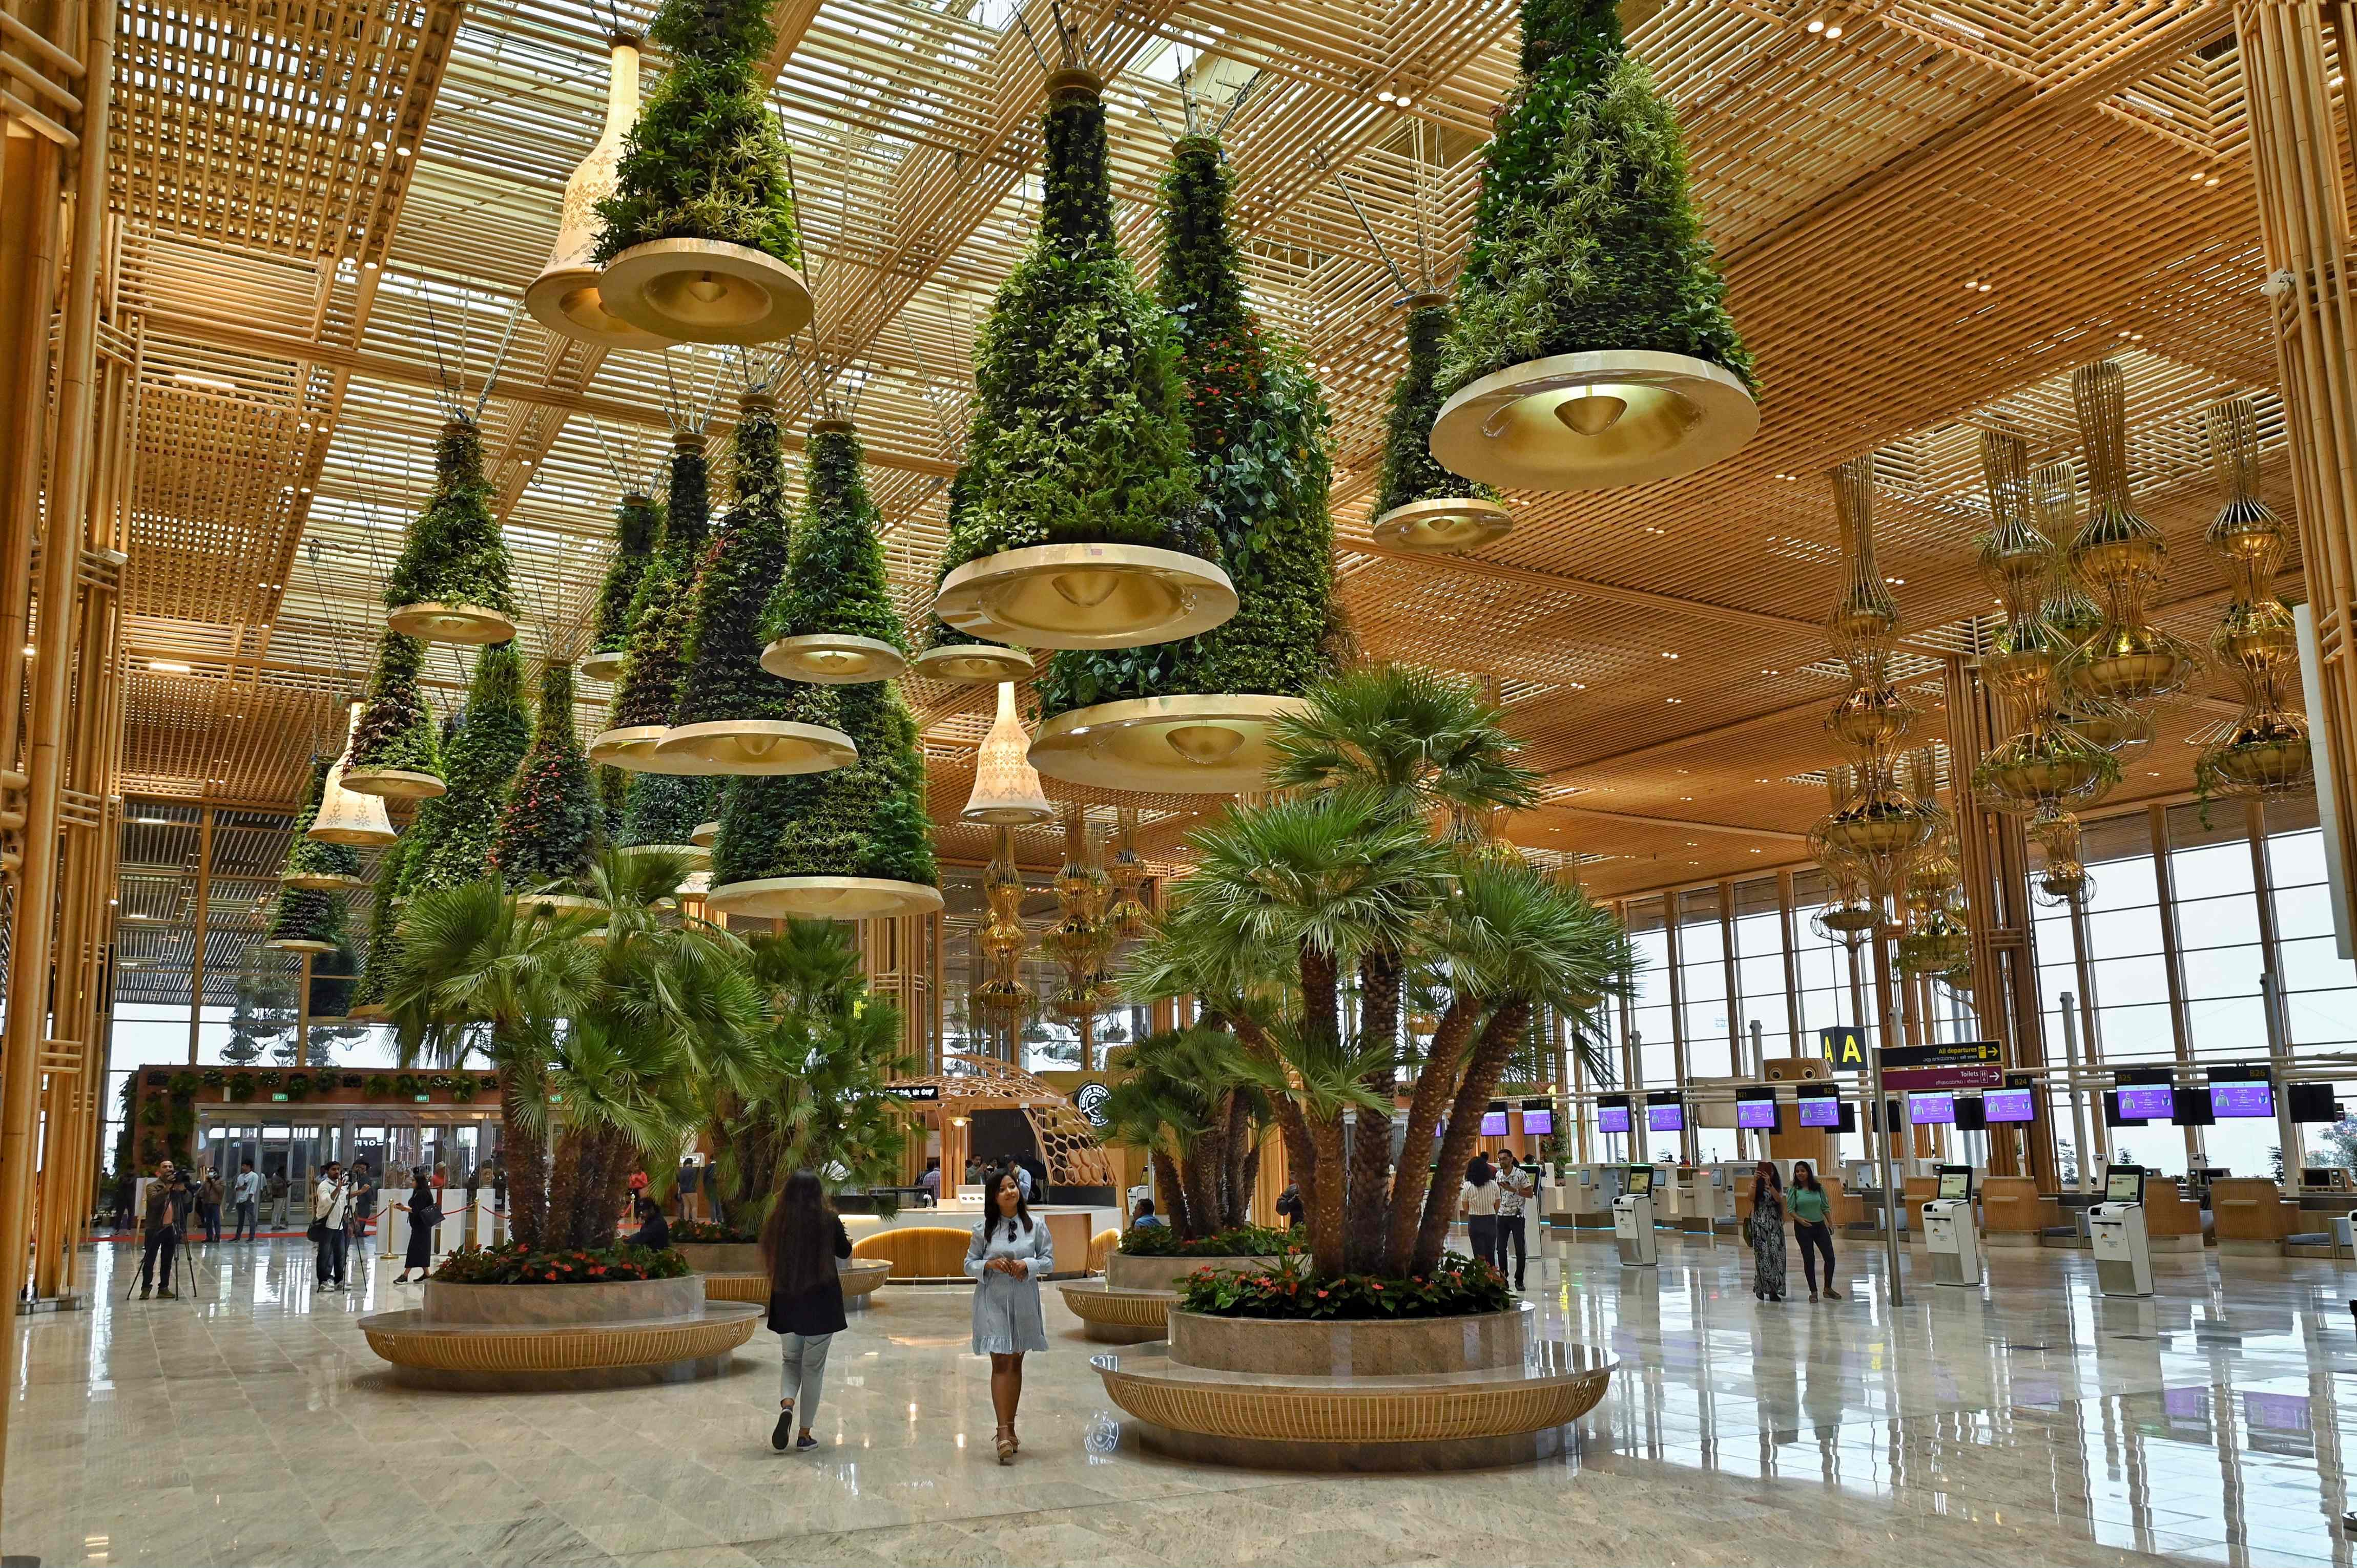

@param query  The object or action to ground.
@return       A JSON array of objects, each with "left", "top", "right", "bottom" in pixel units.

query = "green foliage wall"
[
  {"left": 401, "top": 641, "right": 534, "bottom": 896},
  {"left": 348, "top": 631, "right": 441, "bottom": 778},
  {"left": 385, "top": 419, "right": 518, "bottom": 616},
  {"left": 940, "top": 80, "right": 1202, "bottom": 571},
  {"left": 677, "top": 399, "right": 800, "bottom": 728},
  {"left": 765, "top": 421, "right": 906, "bottom": 651},
  {"left": 1439, "top": 0, "right": 1751, "bottom": 396},
  {"left": 591, "top": 492, "right": 664, "bottom": 658},
  {"left": 919, "top": 461, "right": 1003, "bottom": 654},
  {"left": 1039, "top": 135, "right": 1333, "bottom": 718},
  {"left": 597, "top": 764, "right": 630, "bottom": 839},
  {"left": 282, "top": 755, "right": 362, "bottom": 883},
  {"left": 610, "top": 440, "right": 712, "bottom": 731},
  {"left": 621, "top": 772, "right": 717, "bottom": 850},
  {"left": 1375, "top": 302, "right": 1498, "bottom": 516},
  {"left": 493, "top": 662, "right": 599, "bottom": 890},
  {"left": 266, "top": 886, "right": 342, "bottom": 947},
  {"left": 714, "top": 682, "right": 934, "bottom": 888},
  {"left": 594, "top": 0, "right": 802, "bottom": 263},
  {"left": 351, "top": 835, "right": 409, "bottom": 1011}
]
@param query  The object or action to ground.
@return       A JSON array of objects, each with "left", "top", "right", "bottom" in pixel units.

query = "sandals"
[{"left": 995, "top": 1424, "right": 1016, "bottom": 1465}]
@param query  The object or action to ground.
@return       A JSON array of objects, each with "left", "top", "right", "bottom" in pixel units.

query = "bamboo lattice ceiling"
[{"left": 106, "top": 0, "right": 2301, "bottom": 909}]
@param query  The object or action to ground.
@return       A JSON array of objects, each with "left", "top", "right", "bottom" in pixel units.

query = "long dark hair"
[
  {"left": 762, "top": 1170, "right": 835, "bottom": 1299},
  {"left": 1466, "top": 1155, "right": 1495, "bottom": 1188},
  {"left": 1792, "top": 1161, "right": 1821, "bottom": 1193},
  {"left": 988, "top": 1170, "right": 1032, "bottom": 1242},
  {"left": 1752, "top": 1159, "right": 1783, "bottom": 1210}
]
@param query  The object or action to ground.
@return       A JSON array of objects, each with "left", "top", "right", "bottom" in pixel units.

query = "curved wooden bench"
[{"left": 852, "top": 1225, "right": 975, "bottom": 1281}]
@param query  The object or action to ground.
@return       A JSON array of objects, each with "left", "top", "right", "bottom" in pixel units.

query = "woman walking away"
[
  {"left": 966, "top": 1171, "right": 1052, "bottom": 1464},
  {"left": 1746, "top": 1160, "right": 1788, "bottom": 1302},
  {"left": 392, "top": 1168, "right": 440, "bottom": 1285},
  {"left": 762, "top": 1170, "right": 853, "bottom": 1453},
  {"left": 1789, "top": 1161, "right": 1842, "bottom": 1302},
  {"left": 1460, "top": 1154, "right": 1502, "bottom": 1272}
]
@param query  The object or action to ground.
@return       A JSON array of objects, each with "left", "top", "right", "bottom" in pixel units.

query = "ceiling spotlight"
[
  {"left": 1806, "top": 17, "right": 1824, "bottom": 31},
  {"left": 148, "top": 661, "right": 191, "bottom": 674},
  {"left": 1824, "top": 23, "right": 1843, "bottom": 38},
  {"left": 1377, "top": 89, "right": 1394, "bottom": 102}
]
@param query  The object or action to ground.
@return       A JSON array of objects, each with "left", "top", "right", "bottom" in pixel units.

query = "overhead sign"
[
  {"left": 1819, "top": 1027, "right": 1866, "bottom": 1073},
  {"left": 1072, "top": 1081, "right": 1111, "bottom": 1131},
  {"left": 886, "top": 1084, "right": 941, "bottom": 1102},
  {"left": 1879, "top": 1040, "right": 2003, "bottom": 1092}
]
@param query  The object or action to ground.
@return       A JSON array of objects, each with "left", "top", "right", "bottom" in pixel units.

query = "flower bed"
[
  {"left": 430, "top": 1241, "right": 688, "bottom": 1285},
  {"left": 1114, "top": 1223, "right": 1301, "bottom": 1259},
  {"left": 1175, "top": 1251, "right": 1510, "bottom": 1321},
  {"left": 669, "top": 1219, "right": 756, "bottom": 1245}
]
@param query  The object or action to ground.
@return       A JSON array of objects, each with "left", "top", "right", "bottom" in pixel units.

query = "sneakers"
[
  {"left": 156, "top": 1289, "right": 176, "bottom": 1300},
  {"left": 796, "top": 1433, "right": 818, "bottom": 1451},
  {"left": 772, "top": 1407, "right": 795, "bottom": 1452},
  {"left": 137, "top": 1287, "right": 150, "bottom": 1300}
]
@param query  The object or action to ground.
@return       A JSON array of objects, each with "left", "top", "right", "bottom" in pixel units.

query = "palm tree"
[{"left": 1098, "top": 1027, "right": 1262, "bottom": 1239}]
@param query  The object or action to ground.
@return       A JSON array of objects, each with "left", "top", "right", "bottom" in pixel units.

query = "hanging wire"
[
  {"left": 1210, "top": 67, "right": 1263, "bottom": 139},
  {"left": 1314, "top": 149, "right": 1413, "bottom": 298},
  {"left": 471, "top": 300, "right": 527, "bottom": 422}
]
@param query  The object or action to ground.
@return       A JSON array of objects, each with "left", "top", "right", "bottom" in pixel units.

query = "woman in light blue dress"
[{"left": 965, "top": 1172, "right": 1052, "bottom": 1463}]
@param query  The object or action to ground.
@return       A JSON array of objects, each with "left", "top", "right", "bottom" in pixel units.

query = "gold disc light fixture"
[
  {"left": 934, "top": 543, "right": 1237, "bottom": 652},
  {"left": 704, "top": 875, "right": 945, "bottom": 921},
  {"left": 909, "top": 641, "right": 1034, "bottom": 685},
  {"left": 650, "top": 717, "right": 857, "bottom": 776},
  {"left": 1028, "top": 693, "right": 1309, "bottom": 795},
  {"left": 599, "top": 238, "right": 812, "bottom": 348},
  {"left": 524, "top": 33, "right": 664, "bottom": 348},
  {"left": 1430, "top": 349, "right": 1758, "bottom": 493}
]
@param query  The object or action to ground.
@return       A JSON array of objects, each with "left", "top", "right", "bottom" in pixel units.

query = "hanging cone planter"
[
  {"left": 962, "top": 682, "right": 1052, "bottom": 826},
  {"left": 1032, "top": 131, "right": 1329, "bottom": 794},
  {"left": 583, "top": 489, "right": 664, "bottom": 682},
  {"left": 708, "top": 681, "right": 940, "bottom": 920},
  {"left": 592, "top": 430, "right": 716, "bottom": 772},
  {"left": 655, "top": 392, "right": 856, "bottom": 775},
  {"left": 930, "top": 59, "right": 1232, "bottom": 651},
  {"left": 491, "top": 661, "right": 604, "bottom": 900},
  {"left": 593, "top": 0, "right": 810, "bottom": 344},
  {"left": 527, "top": 32, "right": 665, "bottom": 347},
  {"left": 761, "top": 415, "right": 912, "bottom": 685},
  {"left": 308, "top": 699, "right": 397, "bottom": 846},
  {"left": 1372, "top": 294, "right": 1510, "bottom": 552},
  {"left": 345, "top": 631, "right": 445, "bottom": 799},
  {"left": 347, "top": 835, "right": 410, "bottom": 1020},
  {"left": 911, "top": 458, "right": 1035, "bottom": 684},
  {"left": 385, "top": 417, "right": 520, "bottom": 643},
  {"left": 265, "top": 885, "right": 343, "bottom": 954},
  {"left": 280, "top": 756, "right": 368, "bottom": 892},
  {"left": 1432, "top": 0, "right": 1756, "bottom": 491},
  {"left": 400, "top": 641, "right": 535, "bottom": 898}
]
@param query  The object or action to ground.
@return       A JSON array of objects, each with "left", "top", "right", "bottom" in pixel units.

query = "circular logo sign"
[{"left": 1074, "top": 1081, "right": 1111, "bottom": 1130}]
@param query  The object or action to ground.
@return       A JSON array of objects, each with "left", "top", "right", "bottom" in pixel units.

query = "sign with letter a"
[{"left": 1820, "top": 1026, "right": 1866, "bottom": 1073}]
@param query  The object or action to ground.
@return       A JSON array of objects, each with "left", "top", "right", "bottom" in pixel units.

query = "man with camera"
[
  {"left": 136, "top": 1161, "right": 190, "bottom": 1300},
  {"left": 311, "top": 1161, "right": 352, "bottom": 1292}
]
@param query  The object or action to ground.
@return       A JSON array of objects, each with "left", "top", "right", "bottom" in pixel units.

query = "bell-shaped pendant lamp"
[
  {"left": 962, "top": 683, "right": 1052, "bottom": 826},
  {"left": 525, "top": 33, "right": 664, "bottom": 348},
  {"left": 309, "top": 699, "right": 399, "bottom": 847}
]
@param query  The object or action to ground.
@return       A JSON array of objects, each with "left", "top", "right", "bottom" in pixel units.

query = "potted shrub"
[
  {"left": 761, "top": 414, "right": 909, "bottom": 685},
  {"left": 402, "top": 641, "right": 534, "bottom": 898},
  {"left": 1369, "top": 294, "right": 1510, "bottom": 553},
  {"left": 492, "top": 661, "right": 603, "bottom": 904},
  {"left": 344, "top": 632, "right": 444, "bottom": 800},
  {"left": 583, "top": 489, "right": 663, "bottom": 681},
  {"left": 383, "top": 417, "right": 520, "bottom": 643}
]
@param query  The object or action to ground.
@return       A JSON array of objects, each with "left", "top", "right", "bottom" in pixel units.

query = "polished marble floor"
[{"left": 4, "top": 1227, "right": 2353, "bottom": 1566}]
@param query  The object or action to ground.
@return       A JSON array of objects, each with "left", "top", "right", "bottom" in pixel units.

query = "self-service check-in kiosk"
[
  {"left": 1922, "top": 1163, "right": 1980, "bottom": 1287},
  {"left": 1614, "top": 1163, "right": 1659, "bottom": 1266},
  {"left": 2089, "top": 1164, "right": 2154, "bottom": 1298}
]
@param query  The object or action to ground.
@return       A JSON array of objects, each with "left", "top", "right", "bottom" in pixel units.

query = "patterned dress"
[
  {"left": 1745, "top": 1185, "right": 1788, "bottom": 1298},
  {"left": 965, "top": 1216, "right": 1053, "bottom": 1354}
]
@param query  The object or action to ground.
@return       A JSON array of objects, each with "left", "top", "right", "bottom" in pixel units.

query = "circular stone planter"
[
  {"left": 1093, "top": 1302, "right": 1615, "bottom": 1472},
  {"left": 1059, "top": 1252, "right": 1283, "bottom": 1344},
  {"left": 360, "top": 1272, "right": 759, "bottom": 1391},
  {"left": 672, "top": 1242, "right": 891, "bottom": 1310}
]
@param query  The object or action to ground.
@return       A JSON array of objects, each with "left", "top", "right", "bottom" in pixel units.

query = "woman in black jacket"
[
  {"left": 761, "top": 1170, "right": 853, "bottom": 1453},
  {"left": 392, "top": 1169, "right": 440, "bottom": 1284}
]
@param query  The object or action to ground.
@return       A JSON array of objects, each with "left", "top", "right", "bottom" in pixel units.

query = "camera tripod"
[{"left": 123, "top": 1226, "right": 207, "bottom": 1304}]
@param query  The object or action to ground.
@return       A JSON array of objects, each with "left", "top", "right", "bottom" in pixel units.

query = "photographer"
[
  {"left": 310, "top": 1161, "right": 352, "bottom": 1292},
  {"left": 137, "top": 1161, "right": 188, "bottom": 1300}
]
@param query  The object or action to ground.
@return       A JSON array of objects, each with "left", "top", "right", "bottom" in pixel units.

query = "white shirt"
[
  {"left": 233, "top": 1170, "right": 260, "bottom": 1204},
  {"left": 1461, "top": 1179, "right": 1502, "bottom": 1217},
  {"left": 312, "top": 1177, "right": 348, "bottom": 1227},
  {"left": 1496, "top": 1166, "right": 1531, "bottom": 1217}
]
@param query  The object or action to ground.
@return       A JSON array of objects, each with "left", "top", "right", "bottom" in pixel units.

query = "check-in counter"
[
  {"left": 1980, "top": 1176, "right": 2059, "bottom": 1248},
  {"left": 2209, "top": 1178, "right": 2303, "bottom": 1256},
  {"left": 2141, "top": 1178, "right": 2207, "bottom": 1253}
]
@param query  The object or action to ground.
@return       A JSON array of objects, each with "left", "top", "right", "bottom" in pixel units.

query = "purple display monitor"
[
  {"left": 1736, "top": 1098, "right": 1777, "bottom": 1130},
  {"left": 2209, "top": 1081, "right": 2275, "bottom": 1118},
  {"left": 2117, "top": 1084, "right": 2176, "bottom": 1120},
  {"left": 1647, "top": 1102, "right": 1685, "bottom": 1133},
  {"left": 1796, "top": 1094, "right": 1841, "bottom": 1128},
  {"left": 1983, "top": 1088, "right": 2036, "bottom": 1123},
  {"left": 1909, "top": 1092, "right": 1956, "bottom": 1125},
  {"left": 1597, "top": 1104, "right": 1632, "bottom": 1134},
  {"left": 1521, "top": 1108, "right": 1554, "bottom": 1136}
]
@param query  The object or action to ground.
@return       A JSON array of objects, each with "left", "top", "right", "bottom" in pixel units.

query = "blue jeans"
[
  {"left": 315, "top": 1225, "right": 348, "bottom": 1285},
  {"left": 232, "top": 1200, "right": 258, "bottom": 1241},
  {"left": 780, "top": 1331, "right": 834, "bottom": 1421}
]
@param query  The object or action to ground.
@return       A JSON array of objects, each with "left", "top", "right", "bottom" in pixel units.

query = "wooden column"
[
  {"left": 187, "top": 806, "right": 214, "bottom": 1061},
  {"left": 2246, "top": 800, "right": 2304, "bottom": 1174},
  {"left": 1776, "top": 869, "right": 1802, "bottom": 1054},
  {"left": 1662, "top": 897, "right": 1694, "bottom": 1163},
  {"left": 2147, "top": 805, "right": 2204, "bottom": 1170},
  {"left": 0, "top": 127, "right": 61, "bottom": 791},
  {"left": 2238, "top": 1, "right": 2357, "bottom": 946},
  {"left": 1719, "top": 879, "right": 1742, "bottom": 1077}
]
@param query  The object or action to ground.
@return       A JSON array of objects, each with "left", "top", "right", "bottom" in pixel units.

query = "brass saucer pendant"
[
  {"left": 524, "top": 35, "right": 664, "bottom": 348},
  {"left": 650, "top": 718, "right": 856, "bottom": 776},
  {"left": 587, "top": 723, "right": 687, "bottom": 772},
  {"left": 690, "top": 819, "right": 719, "bottom": 847},
  {"left": 281, "top": 870, "right": 368, "bottom": 893},
  {"left": 579, "top": 648, "right": 629, "bottom": 682},
  {"left": 265, "top": 937, "right": 337, "bottom": 954},
  {"left": 1028, "top": 694, "right": 1309, "bottom": 795},
  {"left": 1428, "top": 349, "right": 1758, "bottom": 492},
  {"left": 340, "top": 766, "right": 446, "bottom": 800},
  {"left": 760, "top": 632, "right": 908, "bottom": 686},
  {"left": 705, "top": 875, "right": 945, "bottom": 921},
  {"left": 1369, "top": 495, "right": 1512, "bottom": 554},
  {"left": 933, "top": 543, "right": 1236, "bottom": 651},
  {"left": 909, "top": 642, "right": 1033, "bottom": 685},
  {"left": 598, "top": 238, "right": 813, "bottom": 347},
  {"left": 384, "top": 602, "right": 518, "bottom": 645}
]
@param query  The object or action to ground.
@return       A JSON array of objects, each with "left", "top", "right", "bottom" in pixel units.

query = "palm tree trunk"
[
  {"left": 1307, "top": 1114, "right": 1347, "bottom": 1278},
  {"left": 501, "top": 1061, "right": 547, "bottom": 1251},
  {"left": 1229, "top": 1014, "right": 1318, "bottom": 1240},
  {"left": 1345, "top": 947, "right": 1402, "bottom": 1273},
  {"left": 1383, "top": 1000, "right": 1479, "bottom": 1275},
  {"left": 1236, "top": 1140, "right": 1260, "bottom": 1225},
  {"left": 545, "top": 1126, "right": 585, "bottom": 1252},
  {"left": 592, "top": 1126, "right": 637, "bottom": 1247},
  {"left": 1412, "top": 998, "right": 1533, "bottom": 1276},
  {"left": 1222, "top": 1094, "right": 1252, "bottom": 1228},
  {"left": 1185, "top": 1123, "right": 1226, "bottom": 1241},
  {"left": 1150, "top": 1149, "right": 1191, "bottom": 1237}
]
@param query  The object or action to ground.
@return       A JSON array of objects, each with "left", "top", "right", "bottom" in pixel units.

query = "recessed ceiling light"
[
  {"left": 1661, "top": 651, "right": 1679, "bottom": 659},
  {"left": 148, "top": 660, "right": 191, "bottom": 674},
  {"left": 1377, "top": 89, "right": 1394, "bottom": 102},
  {"left": 1806, "top": 17, "right": 1824, "bottom": 31},
  {"left": 1824, "top": 24, "right": 1842, "bottom": 37},
  {"left": 1666, "top": 697, "right": 1682, "bottom": 704}
]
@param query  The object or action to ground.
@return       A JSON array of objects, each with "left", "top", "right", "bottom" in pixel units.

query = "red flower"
[
  {"left": 1370, "top": 1282, "right": 1384, "bottom": 1291},
  {"left": 1315, "top": 1288, "right": 1329, "bottom": 1298}
]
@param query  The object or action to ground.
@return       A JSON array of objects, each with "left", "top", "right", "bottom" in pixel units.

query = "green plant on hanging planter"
[
  {"left": 281, "top": 755, "right": 364, "bottom": 886},
  {"left": 713, "top": 682, "right": 935, "bottom": 890},
  {"left": 351, "top": 835, "right": 410, "bottom": 1014},
  {"left": 940, "top": 70, "right": 1203, "bottom": 572},
  {"left": 589, "top": 490, "right": 665, "bottom": 669},
  {"left": 266, "top": 885, "right": 342, "bottom": 950},
  {"left": 492, "top": 662, "right": 600, "bottom": 891},
  {"left": 348, "top": 631, "right": 442, "bottom": 782},
  {"left": 384, "top": 417, "right": 520, "bottom": 627},
  {"left": 763, "top": 417, "right": 908, "bottom": 660},
  {"left": 1039, "top": 133, "right": 1334, "bottom": 719},
  {"left": 1377, "top": 301, "right": 1501, "bottom": 519},
  {"left": 402, "top": 641, "right": 535, "bottom": 897},
  {"left": 677, "top": 395, "right": 811, "bottom": 726},
  {"left": 609, "top": 437, "right": 712, "bottom": 733},
  {"left": 594, "top": 0, "right": 801, "bottom": 266},
  {"left": 1440, "top": 0, "right": 1752, "bottom": 399},
  {"left": 622, "top": 772, "right": 717, "bottom": 851},
  {"left": 597, "top": 764, "right": 630, "bottom": 839}
]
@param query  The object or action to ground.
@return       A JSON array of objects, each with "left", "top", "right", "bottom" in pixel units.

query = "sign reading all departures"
[{"left": 1878, "top": 1040, "right": 2003, "bottom": 1092}]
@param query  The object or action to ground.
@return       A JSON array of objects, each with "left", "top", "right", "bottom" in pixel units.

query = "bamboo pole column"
[{"left": 188, "top": 806, "right": 213, "bottom": 1062}]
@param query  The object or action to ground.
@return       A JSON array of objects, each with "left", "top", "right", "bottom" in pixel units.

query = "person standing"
[
  {"left": 136, "top": 1160, "right": 185, "bottom": 1300},
  {"left": 918, "top": 1158, "right": 941, "bottom": 1204},
  {"left": 966, "top": 1172, "right": 1052, "bottom": 1464},
  {"left": 1493, "top": 1148, "right": 1532, "bottom": 1290},
  {"left": 1788, "top": 1161, "right": 1842, "bottom": 1303},
  {"left": 346, "top": 1160, "right": 378, "bottom": 1274},
  {"left": 1460, "top": 1155, "right": 1502, "bottom": 1271},
  {"left": 197, "top": 1167, "right": 224, "bottom": 1245},
  {"left": 1745, "top": 1159, "right": 1788, "bottom": 1303},
  {"left": 676, "top": 1156, "right": 702, "bottom": 1222},
  {"left": 267, "top": 1170, "right": 288, "bottom": 1229},
  {"left": 311, "top": 1161, "right": 352, "bottom": 1292},
  {"left": 392, "top": 1168, "right": 440, "bottom": 1284},
  {"left": 231, "top": 1161, "right": 261, "bottom": 1243},
  {"left": 1275, "top": 1182, "right": 1305, "bottom": 1230},
  {"left": 762, "top": 1170, "right": 853, "bottom": 1452}
]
